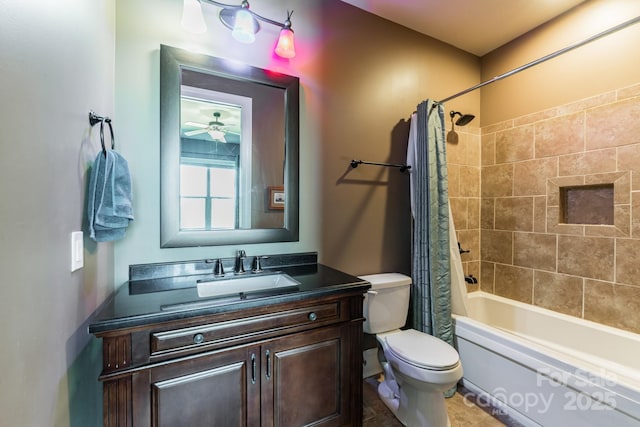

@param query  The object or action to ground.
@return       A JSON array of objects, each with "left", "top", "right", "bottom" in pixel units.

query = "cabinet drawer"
[{"left": 150, "top": 302, "right": 341, "bottom": 356}]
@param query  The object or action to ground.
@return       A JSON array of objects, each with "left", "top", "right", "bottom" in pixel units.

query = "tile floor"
[{"left": 363, "top": 376, "right": 524, "bottom": 427}]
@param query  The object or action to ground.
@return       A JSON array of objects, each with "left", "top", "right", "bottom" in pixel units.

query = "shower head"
[{"left": 450, "top": 111, "right": 475, "bottom": 126}]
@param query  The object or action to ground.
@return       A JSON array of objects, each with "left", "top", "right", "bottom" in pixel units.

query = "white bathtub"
[{"left": 453, "top": 292, "right": 640, "bottom": 427}]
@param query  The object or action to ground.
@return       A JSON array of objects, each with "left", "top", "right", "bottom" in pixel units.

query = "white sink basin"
[{"left": 197, "top": 272, "right": 300, "bottom": 298}]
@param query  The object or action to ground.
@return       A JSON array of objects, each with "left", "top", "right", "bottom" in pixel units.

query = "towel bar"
[{"left": 350, "top": 159, "right": 410, "bottom": 173}]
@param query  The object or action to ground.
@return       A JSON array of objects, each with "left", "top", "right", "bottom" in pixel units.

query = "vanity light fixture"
[{"left": 181, "top": 0, "right": 296, "bottom": 58}]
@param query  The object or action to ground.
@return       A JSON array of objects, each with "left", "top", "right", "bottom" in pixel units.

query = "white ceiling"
[{"left": 340, "top": 0, "right": 587, "bottom": 56}]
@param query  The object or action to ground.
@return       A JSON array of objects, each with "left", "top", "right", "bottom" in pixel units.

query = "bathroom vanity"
[{"left": 89, "top": 253, "right": 370, "bottom": 427}]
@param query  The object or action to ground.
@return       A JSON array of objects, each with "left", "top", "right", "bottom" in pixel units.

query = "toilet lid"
[{"left": 385, "top": 329, "right": 460, "bottom": 371}]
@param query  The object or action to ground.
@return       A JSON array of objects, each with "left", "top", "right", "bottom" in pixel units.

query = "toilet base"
[
  {"left": 377, "top": 380, "right": 452, "bottom": 427},
  {"left": 398, "top": 385, "right": 452, "bottom": 427},
  {"left": 377, "top": 380, "right": 399, "bottom": 414}
]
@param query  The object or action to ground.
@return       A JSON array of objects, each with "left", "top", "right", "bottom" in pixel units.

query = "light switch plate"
[{"left": 71, "top": 231, "right": 84, "bottom": 272}]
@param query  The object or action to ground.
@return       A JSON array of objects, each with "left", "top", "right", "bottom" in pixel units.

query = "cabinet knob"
[
  {"left": 193, "top": 333, "right": 204, "bottom": 344},
  {"left": 308, "top": 312, "right": 317, "bottom": 321}
]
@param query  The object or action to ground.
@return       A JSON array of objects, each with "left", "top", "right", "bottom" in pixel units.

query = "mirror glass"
[{"left": 160, "top": 45, "right": 299, "bottom": 247}]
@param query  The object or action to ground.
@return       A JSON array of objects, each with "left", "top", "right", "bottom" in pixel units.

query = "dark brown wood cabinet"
[{"left": 95, "top": 289, "right": 365, "bottom": 426}]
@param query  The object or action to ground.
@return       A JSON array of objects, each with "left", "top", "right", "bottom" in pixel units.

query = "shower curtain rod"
[{"left": 435, "top": 15, "right": 640, "bottom": 105}]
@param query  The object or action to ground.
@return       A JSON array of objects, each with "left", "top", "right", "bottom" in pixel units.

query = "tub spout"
[{"left": 465, "top": 274, "right": 477, "bottom": 284}]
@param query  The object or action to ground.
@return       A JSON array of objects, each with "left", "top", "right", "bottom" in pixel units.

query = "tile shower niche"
[
  {"left": 547, "top": 172, "right": 631, "bottom": 237},
  {"left": 561, "top": 184, "right": 614, "bottom": 225}
]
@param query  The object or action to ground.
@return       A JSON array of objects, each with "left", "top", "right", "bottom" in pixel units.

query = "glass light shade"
[
  {"left": 181, "top": 0, "right": 207, "bottom": 34},
  {"left": 232, "top": 9, "right": 256, "bottom": 44},
  {"left": 208, "top": 129, "right": 227, "bottom": 142},
  {"left": 275, "top": 28, "right": 296, "bottom": 58}
]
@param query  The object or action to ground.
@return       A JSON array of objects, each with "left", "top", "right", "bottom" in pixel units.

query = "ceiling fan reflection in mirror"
[{"left": 184, "top": 112, "right": 237, "bottom": 142}]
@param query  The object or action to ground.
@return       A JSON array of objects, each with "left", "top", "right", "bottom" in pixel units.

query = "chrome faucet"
[{"left": 234, "top": 250, "right": 247, "bottom": 274}]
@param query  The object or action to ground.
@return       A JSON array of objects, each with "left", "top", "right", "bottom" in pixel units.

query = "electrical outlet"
[{"left": 71, "top": 231, "right": 84, "bottom": 272}]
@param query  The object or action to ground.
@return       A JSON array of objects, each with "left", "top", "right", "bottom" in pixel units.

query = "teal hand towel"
[{"left": 87, "top": 151, "right": 134, "bottom": 242}]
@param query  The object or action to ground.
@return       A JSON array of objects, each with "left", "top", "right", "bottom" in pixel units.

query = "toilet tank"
[{"left": 360, "top": 273, "right": 412, "bottom": 334}]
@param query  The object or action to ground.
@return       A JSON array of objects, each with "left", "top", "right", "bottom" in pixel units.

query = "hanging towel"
[{"left": 87, "top": 150, "right": 134, "bottom": 242}]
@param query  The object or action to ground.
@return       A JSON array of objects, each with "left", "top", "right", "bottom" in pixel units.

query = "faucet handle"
[
  {"left": 251, "top": 256, "right": 269, "bottom": 273},
  {"left": 214, "top": 258, "right": 225, "bottom": 276}
]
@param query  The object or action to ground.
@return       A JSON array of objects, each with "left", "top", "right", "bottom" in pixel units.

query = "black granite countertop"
[{"left": 89, "top": 257, "right": 370, "bottom": 334}]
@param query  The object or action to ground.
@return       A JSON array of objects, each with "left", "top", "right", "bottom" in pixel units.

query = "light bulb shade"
[
  {"left": 275, "top": 28, "right": 295, "bottom": 58},
  {"left": 208, "top": 129, "right": 227, "bottom": 142},
  {"left": 181, "top": 0, "right": 207, "bottom": 34},
  {"left": 232, "top": 9, "right": 257, "bottom": 43}
]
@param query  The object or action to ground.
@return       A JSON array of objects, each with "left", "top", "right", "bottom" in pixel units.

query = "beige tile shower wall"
[
  {"left": 447, "top": 125, "right": 481, "bottom": 292},
  {"left": 480, "top": 83, "right": 640, "bottom": 334}
]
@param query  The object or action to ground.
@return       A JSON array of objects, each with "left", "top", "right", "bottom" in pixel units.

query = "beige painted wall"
[
  {"left": 317, "top": 1, "right": 480, "bottom": 275},
  {"left": 481, "top": 0, "right": 640, "bottom": 126},
  {"left": 0, "top": 1, "right": 115, "bottom": 425}
]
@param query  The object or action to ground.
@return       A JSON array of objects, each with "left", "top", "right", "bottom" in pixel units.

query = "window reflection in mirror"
[
  {"left": 179, "top": 88, "right": 253, "bottom": 230},
  {"left": 178, "top": 67, "right": 289, "bottom": 232}
]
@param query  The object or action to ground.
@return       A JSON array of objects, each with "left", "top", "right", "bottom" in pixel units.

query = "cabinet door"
[
  {"left": 145, "top": 345, "right": 260, "bottom": 427},
  {"left": 261, "top": 325, "right": 349, "bottom": 427}
]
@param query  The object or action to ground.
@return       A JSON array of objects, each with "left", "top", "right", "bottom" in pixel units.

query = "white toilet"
[{"left": 361, "top": 273, "right": 463, "bottom": 427}]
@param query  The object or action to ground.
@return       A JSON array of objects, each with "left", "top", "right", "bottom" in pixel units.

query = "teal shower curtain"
[{"left": 407, "top": 100, "right": 454, "bottom": 352}]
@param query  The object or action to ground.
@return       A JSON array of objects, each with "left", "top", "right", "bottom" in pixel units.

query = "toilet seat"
[{"left": 385, "top": 329, "right": 459, "bottom": 371}]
